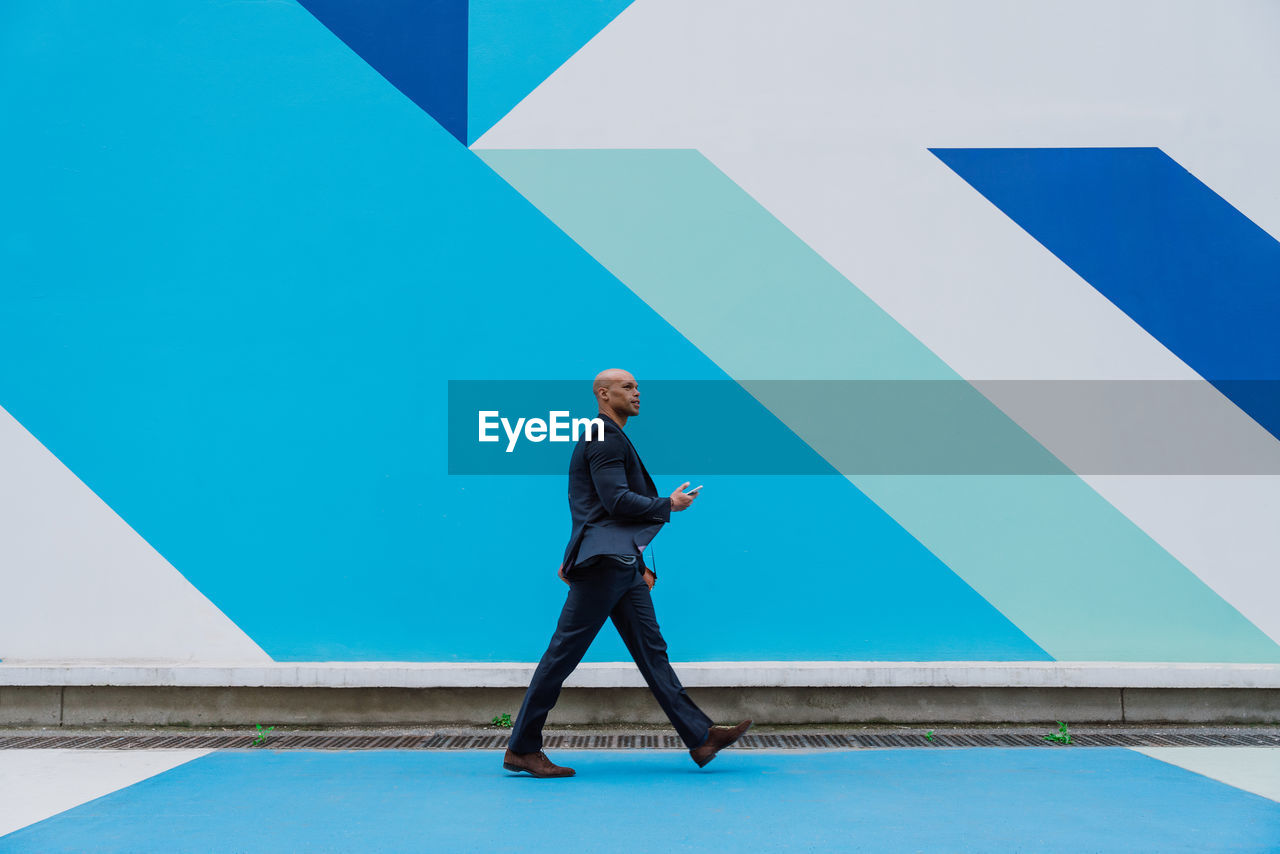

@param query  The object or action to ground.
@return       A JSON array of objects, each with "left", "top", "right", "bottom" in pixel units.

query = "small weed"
[
  {"left": 1043, "top": 721, "right": 1072, "bottom": 745},
  {"left": 251, "top": 724, "right": 275, "bottom": 746},
  {"left": 491, "top": 713, "right": 513, "bottom": 728},
  {"left": 925, "top": 730, "right": 935, "bottom": 743}
]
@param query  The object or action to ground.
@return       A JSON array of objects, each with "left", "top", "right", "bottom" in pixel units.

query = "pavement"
[{"left": 1, "top": 726, "right": 1278, "bottom": 852}]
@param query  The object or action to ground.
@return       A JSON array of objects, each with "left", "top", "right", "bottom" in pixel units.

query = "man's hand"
[
  {"left": 558, "top": 566, "right": 571, "bottom": 586},
  {"left": 670, "top": 481, "right": 698, "bottom": 512},
  {"left": 642, "top": 569, "right": 656, "bottom": 591}
]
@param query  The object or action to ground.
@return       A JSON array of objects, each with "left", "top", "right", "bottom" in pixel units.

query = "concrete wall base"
[{"left": 1, "top": 686, "right": 1276, "bottom": 727}]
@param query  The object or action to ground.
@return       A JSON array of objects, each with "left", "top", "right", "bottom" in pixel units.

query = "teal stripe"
[{"left": 479, "top": 148, "right": 1280, "bottom": 662}]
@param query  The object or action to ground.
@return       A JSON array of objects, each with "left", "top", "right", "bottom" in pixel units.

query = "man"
[{"left": 503, "top": 369, "right": 751, "bottom": 777}]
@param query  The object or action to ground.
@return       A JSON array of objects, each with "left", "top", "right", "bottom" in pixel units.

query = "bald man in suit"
[{"left": 502, "top": 369, "right": 751, "bottom": 777}]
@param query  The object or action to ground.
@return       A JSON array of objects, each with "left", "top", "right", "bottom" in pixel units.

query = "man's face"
[{"left": 601, "top": 373, "right": 640, "bottom": 417}]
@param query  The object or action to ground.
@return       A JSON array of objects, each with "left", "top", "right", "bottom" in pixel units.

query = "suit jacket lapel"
[{"left": 599, "top": 412, "right": 658, "bottom": 496}]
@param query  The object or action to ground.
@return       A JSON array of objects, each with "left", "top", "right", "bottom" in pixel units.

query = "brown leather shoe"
[
  {"left": 503, "top": 749, "right": 576, "bottom": 778},
  {"left": 689, "top": 719, "right": 753, "bottom": 768}
]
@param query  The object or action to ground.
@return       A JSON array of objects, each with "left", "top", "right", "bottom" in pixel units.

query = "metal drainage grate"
[{"left": 1, "top": 731, "right": 1278, "bottom": 750}]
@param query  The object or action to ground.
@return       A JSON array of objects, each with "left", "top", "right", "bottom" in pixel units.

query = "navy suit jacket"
[{"left": 560, "top": 413, "right": 671, "bottom": 577}]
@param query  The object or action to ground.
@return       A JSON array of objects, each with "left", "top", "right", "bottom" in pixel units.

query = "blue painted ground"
[{"left": 3, "top": 749, "right": 1278, "bottom": 852}]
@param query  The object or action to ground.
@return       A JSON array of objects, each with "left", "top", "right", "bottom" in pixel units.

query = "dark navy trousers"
[{"left": 508, "top": 555, "right": 713, "bottom": 753}]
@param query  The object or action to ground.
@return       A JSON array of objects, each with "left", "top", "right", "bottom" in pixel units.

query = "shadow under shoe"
[
  {"left": 503, "top": 749, "right": 576, "bottom": 778},
  {"left": 690, "top": 719, "right": 753, "bottom": 768}
]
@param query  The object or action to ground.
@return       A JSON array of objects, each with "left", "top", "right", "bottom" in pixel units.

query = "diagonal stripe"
[
  {"left": 479, "top": 147, "right": 1280, "bottom": 662},
  {"left": 932, "top": 147, "right": 1280, "bottom": 438}
]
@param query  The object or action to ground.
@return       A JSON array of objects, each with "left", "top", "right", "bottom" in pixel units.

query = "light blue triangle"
[{"left": 467, "top": 0, "right": 633, "bottom": 144}]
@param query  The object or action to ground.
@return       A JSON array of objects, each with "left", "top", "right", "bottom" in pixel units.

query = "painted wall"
[{"left": 2, "top": 0, "right": 1278, "bottom": 665}]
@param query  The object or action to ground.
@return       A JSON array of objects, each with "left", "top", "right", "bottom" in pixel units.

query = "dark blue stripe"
[{"left": 933, "top": 147, "right": 1280, "bottom": 436}]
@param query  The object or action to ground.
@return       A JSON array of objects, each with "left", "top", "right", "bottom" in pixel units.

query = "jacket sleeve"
[{"left": 585, "top": 433, "right": 672, "bottom": 523}]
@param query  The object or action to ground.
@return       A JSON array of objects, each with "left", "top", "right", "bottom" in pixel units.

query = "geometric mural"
[
  {"left": 477, "top": 148, "right": 1280, "bottom": 663},
  {"left": 3, "top": 0, "right": 1279, "bottom": 664}
]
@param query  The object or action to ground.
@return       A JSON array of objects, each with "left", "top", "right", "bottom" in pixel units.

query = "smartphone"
[{"left": 687, "top": 484, "right": 704, "bottom": 494}]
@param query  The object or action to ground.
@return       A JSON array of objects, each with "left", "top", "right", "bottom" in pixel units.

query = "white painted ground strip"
[
  {"left": 1132, "top": 747, "right": 1280, "bottom": 804},
  {"left": 0, "top": 749, "right": 213, "bottom": 838}
]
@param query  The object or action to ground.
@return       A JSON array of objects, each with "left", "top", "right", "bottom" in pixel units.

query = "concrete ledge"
[
  {"left": 3, "top": 664, "right": 1276, "bottom": 726},
  {"left": 0, "top": 686, "right": 61, "bottom": 726},
  {"left": 0, "top": 685, "right": 1274, "bottom": 726},
  {"left": 3, "top": 661, "right": 1279, "bottom": 689},
  {"left": 1122, "top": 688, "right": 1280, "bottom": 723}
]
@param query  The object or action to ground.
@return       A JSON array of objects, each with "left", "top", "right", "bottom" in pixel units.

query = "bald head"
[
  {"left": 593, "top": 368, "right": 633, "bottom": 394},
  {"left": 593, "top": 368, "right": 640, "bottom": 425}
]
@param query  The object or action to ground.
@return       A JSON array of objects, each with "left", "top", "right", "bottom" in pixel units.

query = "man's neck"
[{"left": 599, "top": 409, "right": 627, "bottom": 429}]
